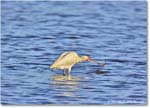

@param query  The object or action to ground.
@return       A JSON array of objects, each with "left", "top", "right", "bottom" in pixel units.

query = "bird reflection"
[
  {"left": 51, "top": 74, "right": 80, "bottom": 86},
  {"left": 51, "top": 74, "right": 80, "bottom": 97},
  {"left": 52, "top": 74, "right": 72, "bottom": 81}
]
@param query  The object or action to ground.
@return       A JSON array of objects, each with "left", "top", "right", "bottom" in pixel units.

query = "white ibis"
[{"left": 50, "top": 51, "right": 105, "bottom": 75}]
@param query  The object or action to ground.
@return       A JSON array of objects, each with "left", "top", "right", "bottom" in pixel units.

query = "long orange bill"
[{"left": 88, "top": 58, "right": 105, "bottom": 67}]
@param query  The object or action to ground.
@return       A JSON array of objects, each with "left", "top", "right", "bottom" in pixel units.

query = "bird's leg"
[
  {"left": 68, "top": 66, "right": 72, "bottom": 75},
  {"left": 63, "top": 69, "right": 66, "bottom": 76},
  {"left": 68, "top": 74, "right": 71, "bottom": 80}
]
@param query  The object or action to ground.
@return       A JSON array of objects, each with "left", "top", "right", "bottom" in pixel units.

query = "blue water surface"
[{"left": 1, "top": 1, "right": 147, "bottom": 105}]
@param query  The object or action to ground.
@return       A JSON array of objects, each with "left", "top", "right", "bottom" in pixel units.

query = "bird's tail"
[
  {"left": 50, "top": 64, "right": 55, "bottom": 69},
  {"left": 50, "top": 65, "right": 53, "bottom": 69}
]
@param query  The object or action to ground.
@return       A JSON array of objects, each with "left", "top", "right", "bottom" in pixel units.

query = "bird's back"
[{"left": 50, "top": 52, "right": 80, "bottom": 69}]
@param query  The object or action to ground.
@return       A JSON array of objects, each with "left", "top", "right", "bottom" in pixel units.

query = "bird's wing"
[
  {"left": 57, "top": 52, "right": 78, "bottom": 66},
  {"left": 52, "top": 52, "right": 69, "bottom": 64},
  {"left": 51, "top": 52, "right": 69, "bottom": 68},
  {"left": 51, "top": 52, "right": 79, "bottom": 68}
]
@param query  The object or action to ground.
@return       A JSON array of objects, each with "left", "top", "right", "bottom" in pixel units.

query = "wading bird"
[{"left": 50, "top": 51, "right": 105, "bottom": 75}]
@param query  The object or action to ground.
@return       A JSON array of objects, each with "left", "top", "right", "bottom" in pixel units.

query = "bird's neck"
[{"left": 78, "top": 57, "right": 85, "bottom": 63}]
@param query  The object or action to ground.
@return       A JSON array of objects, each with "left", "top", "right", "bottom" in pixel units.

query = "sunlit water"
[{"left": 1, "top": 1, "right": 147, "bottom": 105}]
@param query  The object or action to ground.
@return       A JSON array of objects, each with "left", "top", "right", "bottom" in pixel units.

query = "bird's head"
[
  {"left": 82, "top": 56, "right": 105, "bottom": 67},
  {"left": 81, "top": 56, "right": 91, "bottom": 61}
]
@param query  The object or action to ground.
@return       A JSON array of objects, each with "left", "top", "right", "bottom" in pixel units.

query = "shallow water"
[{"left": 1, "top": 1, "right": 147, "bottom": 105}]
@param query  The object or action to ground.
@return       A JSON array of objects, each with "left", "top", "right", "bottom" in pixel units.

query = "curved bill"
[{"left": 88, "top": 58, "right": 105, "bottom": 67}]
